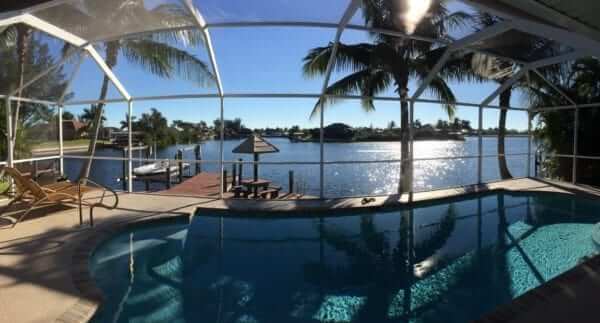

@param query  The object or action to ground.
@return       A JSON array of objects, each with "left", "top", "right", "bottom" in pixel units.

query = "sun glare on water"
[{"left": 395, "top": 0, "right": 433, "bottom": 34}]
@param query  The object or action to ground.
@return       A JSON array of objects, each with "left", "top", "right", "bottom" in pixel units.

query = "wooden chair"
[
  {"left": 0, "top": 167, "right": 119, "bottom": 228},
  {"left": 259, "top": 186, "right": 281, "bottom": 199}
]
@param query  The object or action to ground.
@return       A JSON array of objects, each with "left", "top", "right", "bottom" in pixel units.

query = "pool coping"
[
  {"left": 474, "top": 254, "right": 600, "bottom": 323},
  {"left": 59, "top": 178, "right": 600, "bottom": 323}
]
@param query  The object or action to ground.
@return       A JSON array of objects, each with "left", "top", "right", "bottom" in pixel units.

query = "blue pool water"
[{"left": 90, "top": 192, "right": 600, "bottom": 323}]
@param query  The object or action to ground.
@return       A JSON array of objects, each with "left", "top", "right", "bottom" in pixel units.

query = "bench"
[
  {"left": 232, "top": 186, "right": 251, "bottom": 198},
  {"left": 259, "top": 186, "right": 281, "bottom": 199}
]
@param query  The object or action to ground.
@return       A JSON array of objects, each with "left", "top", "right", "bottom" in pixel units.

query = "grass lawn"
[{"left": 32, "top": 139, "right": 110, "bottom": 150}]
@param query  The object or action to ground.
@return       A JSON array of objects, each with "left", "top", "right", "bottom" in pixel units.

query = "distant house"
[
  {"left": 110, "top": 131, "right": 145, "bottom": 147},
  {"left": 62, "top": 120, "right": 87, "bottom": 140},
  {"left": 324, "top": 123, "right": 354, "bottom": 140},
  {"left": 100, "top": 127, "right": 120, "bottom": 140}
]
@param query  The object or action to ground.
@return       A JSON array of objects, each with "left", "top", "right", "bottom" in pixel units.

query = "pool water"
[{"left": 90, "top": 192, "right": 600, "bottom": 323}]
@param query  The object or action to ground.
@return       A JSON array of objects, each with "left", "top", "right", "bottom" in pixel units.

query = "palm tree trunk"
[
  {"left": 12, "top": 24, "right": 32, "bottom": 150},
  {"left": 79, "top": 42, "right": 119, "bottom": 182},
  {"left": 498, "top": 90, "right": 512, "bottom": 179},
  {"left": 400, "top": 98, "right": 410, "bottom": 193}
]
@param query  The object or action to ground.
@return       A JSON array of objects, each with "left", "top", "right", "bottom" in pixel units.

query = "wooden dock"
[
  {"left": 158, "top": 172, "right": 308, "bottom": 199},
  {"left": 159, "top": 172, "right": 225, "bottom": 197}
]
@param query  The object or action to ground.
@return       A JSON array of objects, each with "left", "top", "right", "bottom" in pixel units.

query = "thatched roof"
[{"left": 232, "top": 135, "right": 279, "bottom": 154}]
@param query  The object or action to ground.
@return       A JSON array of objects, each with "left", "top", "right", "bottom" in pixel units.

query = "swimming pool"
[{"left": 90, "top": 191, "right": 600, "bottom": 323}]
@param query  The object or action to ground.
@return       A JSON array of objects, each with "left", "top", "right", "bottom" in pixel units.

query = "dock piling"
[
  {"left": 232, "top": 164, "right": 237, "bottom": 187},
  {"left": 32, "top": 160, "right": 38, "bottom": 180},
  {"left": 289, "top": 170, "right": 294, "bottom": 193},
  {"left": 122, "top": 148, "right": 127, "bottom": 191},
  {"left": 166, "top": 167, "right": 171, "bottom": 189},
  {"left": 238, "top": 158, "right": 243, "bottom": 182},
  {"left": 177, "top": 150, "right": 183, "bottom": 183},
  {"left": 223, "top": 170, "right": 228, "bottom": 193},
  {"left": 195, "top": 144, "right": 202, "bottom": 174}
]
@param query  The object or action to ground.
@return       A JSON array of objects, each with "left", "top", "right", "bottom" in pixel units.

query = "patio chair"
[{"left": 0, "top": 167, "right": 119, "bottom": 228}]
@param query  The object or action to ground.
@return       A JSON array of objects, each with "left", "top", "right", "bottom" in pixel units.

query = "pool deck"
[{"left": 1, "top": 178, "right": 600, "bottom": 323}]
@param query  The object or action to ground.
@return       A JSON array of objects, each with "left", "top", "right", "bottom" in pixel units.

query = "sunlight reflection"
[
  {"left": 394, "top": 0, "right": 432, "bottom": 34},
  {"left": 313, "top": 295, "right": 366, "bottom": 323}
]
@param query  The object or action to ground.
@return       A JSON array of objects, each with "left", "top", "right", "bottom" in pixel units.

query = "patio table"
[{"left": 241, "top": 179, "right": 271, "bottom": 198}]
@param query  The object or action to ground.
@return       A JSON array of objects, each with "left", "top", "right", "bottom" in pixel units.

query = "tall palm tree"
[
  {"left": 0, "top": 30, "right": 71, "bottom": 159},
  {"left": 525, "top": 58, "right": 600, "bottom": 182},
  {"left": 471, "top": 13, "right": 561, "bottom": 179},
  {"left": 77, "top": 0, "right": 214, "bottom": 181},
  {"left": 1, "top": 23, "right": 33, "bottom": 150},
  {"left": 303, "top": 0, "right": 473, "bottom": 193}
]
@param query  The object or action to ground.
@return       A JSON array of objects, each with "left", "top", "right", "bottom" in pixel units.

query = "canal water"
[{"left": 64, "top": 137, "right": 533, "bottom": 197}]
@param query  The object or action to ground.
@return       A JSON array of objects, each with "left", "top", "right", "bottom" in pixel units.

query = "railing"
[
  {"left": 6, "top": 152, "right": 581, "bottom": 198},
  {"left": 56, "top": 150, "right": 534, "bottom": 199}
]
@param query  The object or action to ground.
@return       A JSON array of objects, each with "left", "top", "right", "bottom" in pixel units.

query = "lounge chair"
[{"left": 0, "top": 167, "right": 119, "bottom": 228}]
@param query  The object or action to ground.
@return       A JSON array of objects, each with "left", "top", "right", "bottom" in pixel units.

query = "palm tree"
[
  {"left": 303, "top": 0, "right": 473, "bottom": 193},
  {"left": 120, "top": 113, "right": 137, "bottom": 130},
  {"left": 0, "top": 32, "right": 71, "bottom": 159},
  {"left": 137, "top": 108, "right": 170, "bottom": 148},
  {"left": 471, "top": 13, "right": 561, "bottom": 179},
  {"left": 79, "top": 105, "right": 106, "bottom": 128},
  {"left": 77, "top": 0, "right": 215, "bottom": 181},
  {"left": 525, "top": 58, "right": 600, "bottom": 182},
  {"left": 0, "top": 24, "right": 33, "bottom": 148}
]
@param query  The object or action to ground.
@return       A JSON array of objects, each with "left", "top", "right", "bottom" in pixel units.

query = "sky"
[{"left": 26, "top": 0, "right": 530, "bottom": 131}]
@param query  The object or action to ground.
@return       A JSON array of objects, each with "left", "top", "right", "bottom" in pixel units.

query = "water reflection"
[{"left": 91, "top": 192, "right": 600, "bottom": 323}]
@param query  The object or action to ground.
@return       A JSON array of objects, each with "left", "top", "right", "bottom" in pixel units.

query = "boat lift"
[{"left": 118, "top": 144, "right": 203, "bottom": 191}]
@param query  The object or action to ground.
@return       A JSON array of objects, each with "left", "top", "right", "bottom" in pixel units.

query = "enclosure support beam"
[
  {"left": 219, "top": 97, "right": 225, "bottom": 197},
  {"left": 572, "top": 107, "right": 579, "bottom": 184},
  {"left": 127, "top": 100, "right": 133, "bottom": 192},
  {"left": 84, "top": 45, "right": 131, "bottom": 101},
  {"left": 5, "top": 96, "right": 13, "bottom": 169},
  {"left": 58, "top": 52, "right": 85, "bottom": 106},
  {"left": 409, "top": 100, "right": 415, "bottom": 193},
  {"left": 20, "top": 14, "right": 86, "bottom": 47},
  {"left": 531, "top": 69, "right": 577, "bottom": 106},
  {"left": 411, "top": 22, "right": 512, "bottom": 100},
  {"left": 10, "top": 13, "right": 131, "bottom": 102},
  {"left": 58, "top": 104, "right": 64, "bottom": 175},
  {"left": 461, "top": 0, "right": 600, "bottom": 57},
  {"left": 8, "top": 47, "right": 81, "bottom": 97},
  {"left": 525, "top": 71, "right": 533, "bottom": 178},
  {"left": 478, "top": 106, "right": 483, "bottom": 184},
  {"left": 317, "top": 0, "right": 361, "bottom": 199},
  {"left": 56, "top": 54, "right": 84, "bottom": 177},
  {"left": 319, "top": 102, "right": 325, "bottom": 199},
  {"left": 63, "top": 93, "right": 532, "bottom": 110},
  {"left": 481, "top": 51, "right": 585, "bottom": 107},
  {"left": 181, "top": 0, "right": 226, "bottom": 197},
  {"left": 527, "top": 111, "right": 532, "bottom": 178}
]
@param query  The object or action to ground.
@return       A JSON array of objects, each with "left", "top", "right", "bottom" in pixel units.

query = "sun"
[{"left": 395, "top": 0, "right": 433, "bottom": 34}]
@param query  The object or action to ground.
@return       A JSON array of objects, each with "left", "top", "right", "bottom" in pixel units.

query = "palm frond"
[
  {"left": 310, "top": 69, "right": 391, "bottom": 118},
  {"left": 0, "top": 26, "right": 17, "bottom": 51},
  {"left": 442, "top": 11, "right": 474, "bottom": 31},
  {"left": 122, "top": 39, "right": 215, "bottom": 86},
  {"left": 426, "top": 76, "right": 457, "bottom": 119},
  {"left": 302, "top": 42, "right": 374, "bottom": 79},
  {"left": 148, "top": 29, "right": 205, "bottom": 48}
]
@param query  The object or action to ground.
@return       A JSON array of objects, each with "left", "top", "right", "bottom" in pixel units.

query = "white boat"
[{"left": 133, "top": 160, "right": 190, "bottom": 177}]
